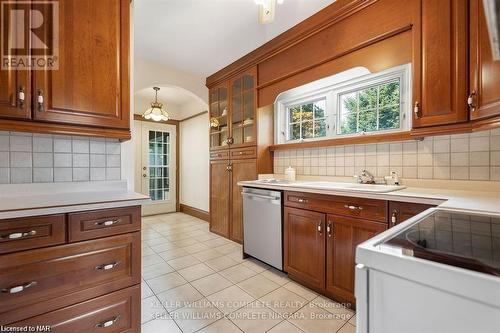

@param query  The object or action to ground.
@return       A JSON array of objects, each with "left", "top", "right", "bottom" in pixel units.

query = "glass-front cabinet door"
[
  {"left": 209, "top": 83, "right": 229, "bottom": 150},
  {"left": 230, "top": 69, "right": 256, "bottom": 147}
]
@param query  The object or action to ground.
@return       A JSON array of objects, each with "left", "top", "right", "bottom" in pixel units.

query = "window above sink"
[{"left": 275, "top": 64, "right": 412, "bottom": 145}]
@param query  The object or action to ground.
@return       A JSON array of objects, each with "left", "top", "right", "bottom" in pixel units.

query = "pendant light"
[{"left": 143, "top": 87, "right": 169, "bottom": 122}]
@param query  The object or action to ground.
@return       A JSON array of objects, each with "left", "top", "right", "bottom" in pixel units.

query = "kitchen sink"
[{"left": 294, "top": 181, "right": 406, "bottom": 193}]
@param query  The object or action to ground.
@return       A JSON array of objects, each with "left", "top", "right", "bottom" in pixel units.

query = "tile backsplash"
[
  {"left": 273, "top": 129, "right": 500, "bottom": 181},
  {"left": 0, "top": 131, "right": 121, "bottom": 184}
]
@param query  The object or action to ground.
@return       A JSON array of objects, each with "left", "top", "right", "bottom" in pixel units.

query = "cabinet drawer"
[
  {"left": 0, "top": 215, "right": 66, "bottom": 254},
  {"left": 10, "top": 286, "right": 140, "bottom": 332},
  {"left": 0, "top": 233, "right": 140, "bottom": 316},
  {"left": 230, "top": 147, "right": 257, "bottom": 159},
  {"left": 284, "top": 191, "right": 387, "bottom": 223},
  {"left": 68, "top": 206, "right": 141, "bottom": 242},
  {"left": 210, "top": 150, "right": 229, "bottom": 160}
]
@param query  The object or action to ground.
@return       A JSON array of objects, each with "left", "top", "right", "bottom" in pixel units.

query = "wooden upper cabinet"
[
  {"left": 209, "top": 159, "right": 230, "bottom": 238},
  {"left": 32, "top": 0, "right": 130, "bottom": 129},
  {"left": 469, "top": 0, "right": 500, "bottom": 120},
  {"left": 230, "top": 159, "right": 257, "bottom": 243},
  {"left": 0, "top": 67, "right": 30, "bottom": 120},
  {"left": 229, "top": 68, "right": 257, "bottom": 148},
  {"left": 325, "top": 215, "right": 386, "bottom": 304},
  {"left": 413, "top": 0, "right": 468, "bottom": 128},
  {"left": 209, "top": 83, "right": 229, "bottom": 150},
  {"left": 0, "top": 1, "right": 30, "bottom": 120},
  {"left": 284, "top": 207, "right": 325, "bottom": 290}
]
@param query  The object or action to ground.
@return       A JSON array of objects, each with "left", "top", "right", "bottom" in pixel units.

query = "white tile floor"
[{"left": 141, "top": 213, "right": 356, "bottom": 333}]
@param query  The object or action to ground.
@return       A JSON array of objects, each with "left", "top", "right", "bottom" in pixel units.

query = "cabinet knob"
[
  {"left": 327, "top": 221, "right": 333, "bottom": 238},
  {"left": 413, "top": 101, "right": 420, "bottom": 118},
  {"left": 317, "top": 221, "right": 322, "bottom": 234},
  {"left": 391, "top": 210, "right": 398, "bottom": 227},
  {"left": 468, "top": 91, "right": 476, "bottom": 112},
  {"left": 18, "top": 86, "right": 25, "bottom": 109},
  {"left": 37, "top": 89, "right": 44, "bottom": 112}
]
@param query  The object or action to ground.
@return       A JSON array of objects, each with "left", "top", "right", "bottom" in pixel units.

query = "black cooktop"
[{"left": 380, "top": 210, "right": 500, "bottom": 276}]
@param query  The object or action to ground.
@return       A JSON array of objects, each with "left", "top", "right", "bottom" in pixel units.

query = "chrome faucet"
[{"left": 355, "top": 169, "right": 376, "bottom": 184}]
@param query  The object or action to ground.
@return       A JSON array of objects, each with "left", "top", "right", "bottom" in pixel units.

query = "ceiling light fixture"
[
  {"left": 143, "top": 87, "right": 169, "bottom": 122},
  {"left": 255, "top": 0, "right": 284, "bottom": 24}
]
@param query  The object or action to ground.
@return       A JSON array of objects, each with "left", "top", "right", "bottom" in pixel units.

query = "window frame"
[
  {"left": 285, "top": 97, "right": 330, "bottom": 142},
  {"left": 274, "top": 64, "right": 412, "bottom": 144}
]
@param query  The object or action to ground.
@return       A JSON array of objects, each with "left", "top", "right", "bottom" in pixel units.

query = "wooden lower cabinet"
[
  {"left": 0, "top": 206, "right": 141, "bottom": 330},
  {"left": 283, "top": 191, "right": 433, "bottom": 307},
  {"left": 230, "top": 159, "right": 257, "bottom": 243},
  {"left": 325, "top": 215, "right": 387, "bottom": 305},
  {"left": 389, "top": 201, "right": 435, "bottom": 227},
  {"left": 210, "top": 160, "right": 230, "bottom": 238},
  {"left": 210, "top": 155, "right": 257, "bottom": 243},
  {"left": 10, "top": 286, "right": 140, "bottom": 333},
  {"left": 284, "top": 207, "right": 325, "bottom": 290}
]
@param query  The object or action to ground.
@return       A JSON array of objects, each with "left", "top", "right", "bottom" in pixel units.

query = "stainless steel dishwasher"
[{"left": 242, "top": 187, "right": 283, "bottom": 270}]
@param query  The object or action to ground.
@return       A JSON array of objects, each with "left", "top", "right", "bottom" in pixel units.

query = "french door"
[{"left": 140, "top": 122, "right": 176, "bottom": 215}]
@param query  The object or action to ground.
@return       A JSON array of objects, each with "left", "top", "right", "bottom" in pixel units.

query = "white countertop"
[
  {"left": 238, "top": 179, "right": 500, "bottom": 215},
  {"left": 0, "top": 181, "right": 150, "bottom": 219}
]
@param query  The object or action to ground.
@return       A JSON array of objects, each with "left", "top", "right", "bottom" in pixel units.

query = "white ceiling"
[{"left": 134, "top": 0, "right": 336, "bottom": 77}]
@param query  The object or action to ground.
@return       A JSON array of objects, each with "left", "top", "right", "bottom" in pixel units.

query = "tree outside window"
[
  {"left": 339, "top": 80, "right": 400, "bottom": 135},
  {"left": 288, "top": 99, "right": 327, "bottom": 141}
]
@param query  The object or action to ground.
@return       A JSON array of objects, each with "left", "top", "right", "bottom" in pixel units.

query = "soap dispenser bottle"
[{"left": 284, "top": 166, "right": 296, "bottom": 181}]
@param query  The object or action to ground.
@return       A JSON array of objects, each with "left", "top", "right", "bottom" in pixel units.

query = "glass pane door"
[
  {"left": 209, "top": 86, "right": 229, "bottom": 149},
  {"left": 230, "top": 73, "right": 255, "bottom": 146},
  {"left": 148, "top": 130, "right": 170, "bottom": 201}
]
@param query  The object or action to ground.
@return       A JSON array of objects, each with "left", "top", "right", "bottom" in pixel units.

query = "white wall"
[
  {"left": 121, "top": 1, "right": 135, "bottom": 190},
  {"left": 180, "top": 113, "right": 210, "bottom": 211}
]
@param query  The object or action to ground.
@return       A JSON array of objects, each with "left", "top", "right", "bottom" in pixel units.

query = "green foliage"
[
  {"left": 288, "top": 100, "right": 327, "bottom": 140},
  {"left": 340, "top": 80, "right": 400, "bottom": 134}
]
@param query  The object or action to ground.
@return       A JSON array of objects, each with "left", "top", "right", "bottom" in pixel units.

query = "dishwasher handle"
[{"left": 241, "top": 192, "right": 280, "bottom": 202}]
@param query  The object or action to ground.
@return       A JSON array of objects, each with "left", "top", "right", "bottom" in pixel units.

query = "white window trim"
[{"left": 274, "top": 64, "right": 412, "bottom": 144}]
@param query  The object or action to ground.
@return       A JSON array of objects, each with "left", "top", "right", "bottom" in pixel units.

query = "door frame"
[{"left": 134, "top": 117, "right": 180, "bottom": 215}]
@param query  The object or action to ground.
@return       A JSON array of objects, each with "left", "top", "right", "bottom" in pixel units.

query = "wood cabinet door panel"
[
  {"left": 413, "top": 0, "right": 468, "bottom": 127},
  {"left": 230, "top": 159, "right": 257, "bottom": 243},
  {"left": 389, "top": 201, "right": 434, "bottom": 228},
  {"left": 470, "top": 0, "right": 500, "bottom": 120},
  {"left": 326, "top": 215, "right": 386, "bottom": 304},
  {"left": 210, "top": 160, "right": 230, "bottom": 237},
  {"left": 32, "top": 0, "right": 130, "bottom": 129},
  {"left": 10, "top": 286, "right": 140, "bottom": 332},
  {"left": 284, "top": 207, "right": 325, "bottom": 290},
  {"left": 0, "top": 233, "right": 140, "bottom": 316},
  {"left": 0, "top": 1, "right": 31, "bottom": 120},
  {"left": 0, "top": 214, "right": 65, "bottom": 254}
]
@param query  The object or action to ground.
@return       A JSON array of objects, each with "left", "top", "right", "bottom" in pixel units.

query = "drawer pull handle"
[
  {"left": 96, "top": 315, "right": 121, "bottom": 328},
  {"left": 95, "top": 261, "right": 120, "bottom": 271},
  {"left": 2, "top": 281, "right": 37, "bottom": 294},
  {"left": 344, "top": 204, "right": 363, "bottom": 211},
  {"left": 297, "top": 198, "right": 308, "bottom": 203},
  {"left": 95, "top": 220, "right": 119, "bottom": 226},
  {"left": 1, "top": 230, "right": 36, "bottom": 239}
]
